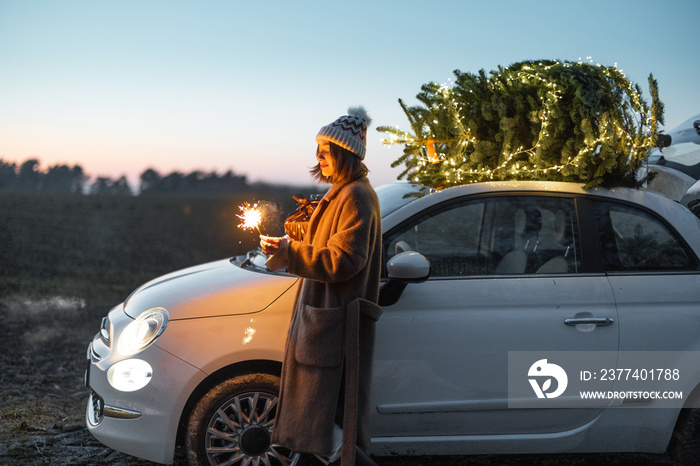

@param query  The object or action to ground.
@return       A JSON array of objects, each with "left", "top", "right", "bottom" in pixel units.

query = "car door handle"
[{"left": 564, "top": 317, "right": 614, "bottom": 327}]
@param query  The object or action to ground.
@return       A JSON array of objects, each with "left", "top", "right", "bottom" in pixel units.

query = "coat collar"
[
  {"left": 322, "top": 176, "right": 369, "bottom": 202},
  {"left": 307, "top": 176, "right": 368, "bottom": 241}
]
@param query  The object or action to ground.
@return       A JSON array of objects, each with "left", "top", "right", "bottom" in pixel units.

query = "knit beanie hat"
[{"left": 316, "top": 106, "right": 372, "bottom": 160}]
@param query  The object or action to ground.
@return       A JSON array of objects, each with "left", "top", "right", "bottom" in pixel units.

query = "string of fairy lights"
[{"left": 379, "top": 59, "right": 660, "bottom": 187}]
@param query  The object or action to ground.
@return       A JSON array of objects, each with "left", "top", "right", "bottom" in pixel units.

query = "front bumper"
[{"left": 85, "top": 320, "right": 206, "bottom": 464}]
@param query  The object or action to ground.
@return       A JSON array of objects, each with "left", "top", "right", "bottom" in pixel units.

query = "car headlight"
[
  {"left": 117, "top": 308, "right": 169, "bottom": 356},
  {"left": 108, "top": 359, "right": 153, "bottom": 392}
]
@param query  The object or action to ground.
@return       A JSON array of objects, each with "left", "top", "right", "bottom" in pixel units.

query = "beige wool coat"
[{"left": 271, "top": 176, "right": 383, "bottom": 464}]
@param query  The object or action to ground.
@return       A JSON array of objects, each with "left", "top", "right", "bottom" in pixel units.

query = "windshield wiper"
[{"left": 241, "top": 249, "right": 262, "bottom": 268}]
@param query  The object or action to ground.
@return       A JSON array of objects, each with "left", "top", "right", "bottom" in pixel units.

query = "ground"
[{"left": 0, "top": 295, "right": 677, "bottom": 465}]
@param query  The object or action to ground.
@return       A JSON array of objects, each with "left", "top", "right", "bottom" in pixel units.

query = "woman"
[{"left": 260, "top": 107, "right": 382, "bottom": 466}]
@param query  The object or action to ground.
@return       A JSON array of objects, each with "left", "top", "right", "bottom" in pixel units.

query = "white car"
[
  {"left": 85, "top": 180, "right": 700, "bottom": 465},
  {"left": 641, "top": 112, "right": 700, "bottom": 216}
]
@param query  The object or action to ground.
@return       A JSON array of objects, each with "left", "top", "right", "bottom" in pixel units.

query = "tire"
[
  {"left": 185, "top": 372, "right": 303, "bottom": 466},
  {"left": 669, "top": 408, "right": 700, "bottom": 464}
]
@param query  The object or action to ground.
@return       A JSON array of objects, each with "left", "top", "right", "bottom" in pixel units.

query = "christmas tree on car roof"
[{"left": 378, "top": 59, "right": 665, "bottom": 190}]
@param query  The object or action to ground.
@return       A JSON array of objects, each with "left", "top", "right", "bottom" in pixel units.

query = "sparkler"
[{"left": 237, "top": 202, "right": 263, "bottom": 234}]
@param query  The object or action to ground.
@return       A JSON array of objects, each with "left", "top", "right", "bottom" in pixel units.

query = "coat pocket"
[{"left": 294, "top": 304, "right": 345, "bottom": 368}]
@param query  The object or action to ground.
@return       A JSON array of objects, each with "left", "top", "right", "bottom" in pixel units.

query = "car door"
[
  {"left": 591, "top": 199, "right": 700, "bottom": 384},
  {"left": 372, "top": 194, "right": 619, "bottom": 438}
]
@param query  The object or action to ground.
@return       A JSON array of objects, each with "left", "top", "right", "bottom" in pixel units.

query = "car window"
[
  {"left": 384, "top": 196, "right": 581, "bottom": 277},
  {"left": 592, "top": 200, "right": 695, "bottom": 272}
]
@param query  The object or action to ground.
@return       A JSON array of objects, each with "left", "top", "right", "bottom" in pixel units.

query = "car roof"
[{"left": 380, "top": 180, "right": 700, "bottom": 257}]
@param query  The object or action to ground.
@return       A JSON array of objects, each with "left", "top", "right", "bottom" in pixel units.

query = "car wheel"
[
  {"left": 185, "top": 372, "right": 303, "bottom": 466},
  {"left": 669, "top": 408, "right": 700, "bottom": 463}
]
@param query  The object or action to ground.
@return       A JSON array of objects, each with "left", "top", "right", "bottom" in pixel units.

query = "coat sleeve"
[{"left": 287, "top": 186, "right": 378, "bottom": 283}]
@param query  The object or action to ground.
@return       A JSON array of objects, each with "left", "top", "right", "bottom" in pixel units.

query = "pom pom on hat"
[
  {"left": 316, "top": 106, "right": 371, "bottom": 159},
  {"left": 347, "top": 106, "right": 372, "bottom": 127}
]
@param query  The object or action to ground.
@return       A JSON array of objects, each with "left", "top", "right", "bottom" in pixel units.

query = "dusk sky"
[{"left": 1, "top": 0, "right": 698, "bottom": 188}]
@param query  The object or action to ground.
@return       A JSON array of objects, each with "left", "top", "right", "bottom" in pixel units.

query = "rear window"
[{"left": 592, "top": 200, "right": 696, "bottom": 272}]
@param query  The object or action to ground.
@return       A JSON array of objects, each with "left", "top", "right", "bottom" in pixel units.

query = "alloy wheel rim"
[{"left": 204, "top": 390, "right": 299, "bottom": 466}]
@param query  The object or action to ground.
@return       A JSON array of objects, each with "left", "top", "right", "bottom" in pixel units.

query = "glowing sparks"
[{"left": 237, "top": 202, "right": 263, "bottom": 233}]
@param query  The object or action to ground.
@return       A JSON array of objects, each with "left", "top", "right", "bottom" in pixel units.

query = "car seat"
[
  {"left": 494, "top": 206, "right": 542, "bottom": 274},
  {"left": 536, "top": 209, "right": 572, "bottom": 273}
]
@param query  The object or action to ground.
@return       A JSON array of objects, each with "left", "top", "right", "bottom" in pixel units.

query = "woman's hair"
[{"left": 310, "top": 142, "right": 369, "bottom": 184}]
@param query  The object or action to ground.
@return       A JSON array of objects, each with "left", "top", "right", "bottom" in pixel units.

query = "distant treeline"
[
  {"left": 1, "top": 159, "right": 89, "bottom": 193},
  {"left": 0, "top": 158, "right": 315, "bottom": 196}
]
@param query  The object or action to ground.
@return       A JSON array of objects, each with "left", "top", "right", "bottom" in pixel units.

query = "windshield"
[{"left": 376, "top": 182, "right": 435, "bottom": 216}]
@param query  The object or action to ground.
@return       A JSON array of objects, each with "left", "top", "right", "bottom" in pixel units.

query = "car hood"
[{"left": 123, "top": 258, "right": 298, "bottom": 320}]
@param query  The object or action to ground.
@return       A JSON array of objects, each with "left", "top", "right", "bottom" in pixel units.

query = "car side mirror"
[
  {"left": 386, "top": 251, "right": 431, "bottom": 282},
  {"left": 380, "top": 252, "right": 431, "bottom": 306}
]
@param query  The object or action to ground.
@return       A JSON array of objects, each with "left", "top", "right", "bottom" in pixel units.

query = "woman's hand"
[{"left": 259, "top": 235, "right": 291, "bottom": 256}]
